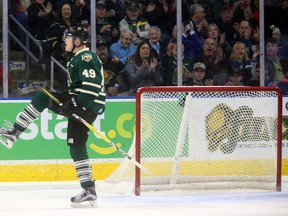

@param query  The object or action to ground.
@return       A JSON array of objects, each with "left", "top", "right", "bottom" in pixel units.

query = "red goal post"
[{"left": 135, "top": 86, "right": 282, "bottom": 195}]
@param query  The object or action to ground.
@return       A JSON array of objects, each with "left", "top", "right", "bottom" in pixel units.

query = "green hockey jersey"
[{"left": 67, "top": 48, "right": 106, "bottom": 114}]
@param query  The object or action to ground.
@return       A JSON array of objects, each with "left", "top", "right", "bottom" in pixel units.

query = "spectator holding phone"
[{"left": 182, "top": 19, "right": 202, "bottom": 58}]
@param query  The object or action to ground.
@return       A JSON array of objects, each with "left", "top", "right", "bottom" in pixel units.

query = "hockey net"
[{"left": 105, "top": 86, "right": 282, "bottom": 195}]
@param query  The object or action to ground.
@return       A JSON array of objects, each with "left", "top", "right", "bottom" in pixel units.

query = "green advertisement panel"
[{"left": 0, "top": 98, "right": 135, "bottom": 160}]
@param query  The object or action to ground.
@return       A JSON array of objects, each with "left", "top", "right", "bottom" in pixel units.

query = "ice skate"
[
  {"left": 0, "top": 120, "right": 21, "bottom": 149},
  {"left": 71, "top": 186, "right": 97, "bottom": 208}
]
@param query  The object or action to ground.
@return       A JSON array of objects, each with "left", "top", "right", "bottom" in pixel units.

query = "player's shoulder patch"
[{"left": 81, "top": 53, "right": 93, "bottom": 62}]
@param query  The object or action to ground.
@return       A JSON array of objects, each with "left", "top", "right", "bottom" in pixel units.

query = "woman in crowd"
[
  {"left": 206, "top": 23, "right": 232, "bottom": 61},
  {"left": 123, "top": 40, "right": 162, "bottom": 95},
  {"left": 229, "top": 41, "right": 252, "bottom": 85},
  {"left": 48, "top": 2, "right": 77, "bottom": 90}
]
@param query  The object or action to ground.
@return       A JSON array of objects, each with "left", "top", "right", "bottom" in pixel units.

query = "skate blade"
[
  {"left": 0, "top": 137, "right": 13, "bottom": 149},
  {"left": 71, "top": 200, "right": 98, "bottom": 208}
]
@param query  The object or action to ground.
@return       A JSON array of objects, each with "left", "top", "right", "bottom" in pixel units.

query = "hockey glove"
[{"left": 61, "top": 97, "right": 82, "bottom": 117}]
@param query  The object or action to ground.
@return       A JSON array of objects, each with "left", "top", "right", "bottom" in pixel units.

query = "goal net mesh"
[{"left": 105, "top": 88, "right": 282, "bottom": 192}]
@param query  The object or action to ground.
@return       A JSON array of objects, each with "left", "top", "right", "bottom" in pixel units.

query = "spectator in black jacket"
[
  {"left": 96, "top": 36, "right": 126, "bottom": 96},
  {"left": 194, "top": 37, "right": 228, "bottom": 86},
  {"left": 48, "top": 2, "right": 77, "bottom": 90},
  {"left": 95, "top": 1, "right": 119, "bottom": 48},
  {"left": 143, "top": 0, "right": 167, "bottom": 34},
  {"left": 215, "top": 4, "right": 237, "bottom": 45},
  {"left": 27, "top": 0, "right": 54, "bottom": 40}
]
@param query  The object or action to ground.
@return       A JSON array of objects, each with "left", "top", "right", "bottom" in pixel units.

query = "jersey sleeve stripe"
[
  {"left": 74, "top": 88, "right": 99, "bottom": 97},
  {"left": 82, "top": 82, "right": 102, "bottom": 88},
  {"left": 99, "top": 91, "right": 106, "bottom": 96},
  {"left": 94, "top": 99, "right": 105, "bottom": 104}
]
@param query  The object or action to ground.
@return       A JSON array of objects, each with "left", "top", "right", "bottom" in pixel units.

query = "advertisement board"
[
  {"left": 0, "top": 96, "right": 287, "bottom": 182},
  {"left": 0, "top": 98, "right": 135, "bottom": 160}
]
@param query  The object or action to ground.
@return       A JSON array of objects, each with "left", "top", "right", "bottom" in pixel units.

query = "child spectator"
[
  {"left": 225, "top": 69, "right": 245, "bottom": 86},
  {"left": 186, "top": 62, "right": 213, "bottom": 86},
  {"left": 271, "top": 26, "right": 281, "bottom": 44},
  {"left": 264, "top": 0, "right": 288, "bottom": 36},
  {"left": 249, "top": 62, "right": 275, "bottom": 86},
  {"left": 270, "top": 25, "right": 288, "bottom": 58}
]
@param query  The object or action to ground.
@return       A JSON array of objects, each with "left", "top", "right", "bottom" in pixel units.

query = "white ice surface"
[{"left": 0, "top": 178, "right": 288, "bottom": 216}]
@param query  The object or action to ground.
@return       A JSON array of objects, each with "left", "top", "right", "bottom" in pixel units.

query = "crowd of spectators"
[{"left": 8, "top": 0, "right": 288, "bottom": 96}]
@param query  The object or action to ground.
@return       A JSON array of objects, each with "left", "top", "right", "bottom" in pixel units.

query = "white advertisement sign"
[{"left": 187, "top": 97, "right": 284, "bottom": 160}]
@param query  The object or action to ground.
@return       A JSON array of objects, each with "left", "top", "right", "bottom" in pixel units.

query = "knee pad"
[
  {"left": 31, "top": 92, "right": 49, "bottom": 112},
  {"left": 70, "top": 145, "right": 88, "bottom": 161}
]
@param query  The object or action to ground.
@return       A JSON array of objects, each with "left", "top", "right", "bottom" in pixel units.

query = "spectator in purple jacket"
[{"left": 182, "top": 20, "right": 202, "bottom": 58}]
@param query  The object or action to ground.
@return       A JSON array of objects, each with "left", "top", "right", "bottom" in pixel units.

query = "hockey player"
[{"left": 0, "top": 26, "right": 106, "bottom": 207}]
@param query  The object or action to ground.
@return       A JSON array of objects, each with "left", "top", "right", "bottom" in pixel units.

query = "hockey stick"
[{"left": 22, "top": 86, "right": 151, "bottom": 175}]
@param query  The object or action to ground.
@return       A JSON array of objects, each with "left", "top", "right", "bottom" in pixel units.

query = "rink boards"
[
  {"left": 0, "top": 97, "right": 287, "bottom": 181},
  {"left": 0, "top": 158, "right": 287, "bottom": 182}
]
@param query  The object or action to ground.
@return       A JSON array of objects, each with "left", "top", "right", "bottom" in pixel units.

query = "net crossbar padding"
[{"left": 106, "top": 87, "right": 282, "bottom": 196}]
